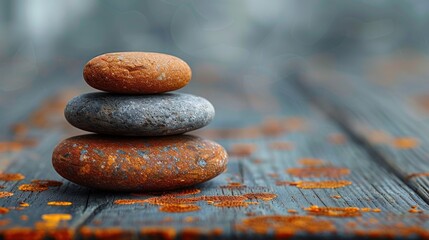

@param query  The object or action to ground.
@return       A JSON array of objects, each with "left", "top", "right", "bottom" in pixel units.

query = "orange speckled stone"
[
  {"left": 83, "top": 52, "right": 192, "bottom": 94},
  {"left": 52, "top": 134, "right": 227, "bottom": 191}
]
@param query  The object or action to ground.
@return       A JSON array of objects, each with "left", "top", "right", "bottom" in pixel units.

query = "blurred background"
[{"left": 2, "top": 0, "right": 429, "bottom": 135}]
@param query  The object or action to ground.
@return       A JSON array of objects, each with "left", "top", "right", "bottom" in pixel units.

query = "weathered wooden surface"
[{"left": 1, "top": 66, "right": 429, "bottom": 239}]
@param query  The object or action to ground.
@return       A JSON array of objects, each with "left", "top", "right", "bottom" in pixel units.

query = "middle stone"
[{"left": 65, "top": 92, "right": 215, "bottom": 136}]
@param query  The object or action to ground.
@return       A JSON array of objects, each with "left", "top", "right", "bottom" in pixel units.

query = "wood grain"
[{"left": 1, "top": 71, "right": 429, "bottom": 239}]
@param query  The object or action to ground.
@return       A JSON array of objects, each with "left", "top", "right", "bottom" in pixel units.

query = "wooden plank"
[
  {"left": 1, "top": 74, "right": 429, "bottom": 239},
  {"left": 295, "top": 64, "right": 429, "bottom": 203}
]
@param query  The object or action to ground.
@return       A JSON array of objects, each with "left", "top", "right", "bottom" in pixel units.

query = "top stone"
[{"left": 83, "top": 52, "right": 192, "bottom": 94}]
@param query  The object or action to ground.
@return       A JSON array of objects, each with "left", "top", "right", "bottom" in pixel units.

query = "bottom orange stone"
[{"left": 52, "top": 134, "right": 228, "bottom": 191}]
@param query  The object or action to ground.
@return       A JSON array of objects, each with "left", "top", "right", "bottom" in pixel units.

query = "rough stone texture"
[
  {"left": 83, "top": 52, "right": 192, "bottom": 94},
  {"left": 52, "top": 134, "right": 228, "bottom": 191},
  {"left": 65, "top": 92, "right": 215, "bottom": 136}
]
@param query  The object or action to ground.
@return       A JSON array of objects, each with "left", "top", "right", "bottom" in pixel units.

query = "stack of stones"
[{"left": 52, "top": 52, "right": 228, "bottom": 191}]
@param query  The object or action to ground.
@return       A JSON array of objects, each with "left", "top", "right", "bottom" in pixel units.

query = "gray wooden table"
[{"left": 1, "top": 58, "right": 429, "bottom": 239}]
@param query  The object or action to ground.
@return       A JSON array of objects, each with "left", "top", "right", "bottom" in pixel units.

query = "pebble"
[
  {"left": 83, "top": 52, "right": 192, "bottom": 94},
  {"left": 52, "top": 134, "right": 228, "bottom": 191},
  {"left": 65, "top": 92, "right": 215, "bottom": 136}
]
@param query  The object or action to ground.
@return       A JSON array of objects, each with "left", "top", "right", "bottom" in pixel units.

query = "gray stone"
[{"left": 64, "top": 92, "right": 215, "bottom": 136}]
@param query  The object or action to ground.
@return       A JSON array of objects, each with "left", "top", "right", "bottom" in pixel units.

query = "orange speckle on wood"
[
  {"left": 298, "top": 158, "right": 326, "bottom": 167},
  {"left": 0, "top": 191, "right": 13, "bottom": 198},
  {"left": 213, "top": 201, "right": 258, "bottom": 208},
  {"left": 408, "top": 206, "right": 423, "bottom": 213},
  {"left": 0, "top": 173, "right": 25, "bottom": 181},
  {"left": 41, "top": 213, "right": 72, "bottom": 222},
  {"left": 235, "top": 215, "right": 335, "bottom": 236},
  {"left": 159, "top": 204, "right": 200, "bottom": 213},
  {"left": 18, "top": 183, "right": 48, "bottom": 192},
  {"left": 243, "top": 192, "right": 277, "bottom": 201},
  {"left": 304, "top": 205, "right": 361, "bottom": 217},
  {"left": 19, "top": 202, "right": 30, "bottom": 207},
  {"left": 47, "top": 201, "right": 73, "bottom": 206},
  {"left": 293, "top": 180, "right": 352, "bottom": 189},
  {"left": 0, "top": 207, "right": 10, "bottom": 214},
  {"left": 286, "top": 166, "right": 350, "bottom": 178},
  {"left": 229, "top": 143, "right": 257, "bottom": 157},
  {"left": 331, "top": 195, "right": 342, "bottom": 199},
  {"left": 20, "top": 215, "right": 29, "bottom": 221},
  {"left": 392, "top": 137, "right": 419, "bottom": 149},
  {"left": 113, "top": 199, "right": 146, "bottom": 205}
]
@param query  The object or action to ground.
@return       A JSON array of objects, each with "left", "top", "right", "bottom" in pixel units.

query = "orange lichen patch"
[
  {"left": 159, "top": 204, "right": 200, "bottom": 213},
  {"left": 0, "top": 173, "right": 25, "bottom": 181},
  {"left": 372, "top": 208, "right": 382, "bottom": 213},
  {"left": 19, "top": 202, "right": 30, "bottom": 207},
  {"left": 405, "top": 172, "right": 429, "bottom": 179},
  {"left": 0, "top": 142, "right": 25, "bottom": 152},
  {"left": 408, "top": 205, "right": 423, "bottom": 214},
  {"left": 18, "top": 183, "right": 49, "bottom": 192},
  {"left": 31, "top": 179, "right": 63, "bottom": 187},
  {"left": 0, "top": 207, "right": 10, "bottom": 214},
  {"left": 261, "top": 118, "right": 287, "bottom": 136},
  {"left": 304, "top": 205, "right": 361, "bottom": 217},
  {"left": 286, "top": 166, "right": 350, "bottom": 178},
  {"left": 47, "top": 201, "right": 72, "bottom": 206},
  {"left": 243, "top": 192, "right": 277, "bottom": 201},
  {"left": 20, "top": 215, "right": 29, "bottom": 221},
  {"left": 80, "top": 227, "right": 132, "bottom": 240},
  {"left": 229, "top": 143, "right": 257, "bottom": 157},
  {"left": 0, "top": 191, "right": 13, "bottom": 198},
  {"left": 298, "top": 158, "right": 326, "bottom": 167},
  {"left": 213, "top": 201, "right": 258, "bottom": 208},
  {"left": 235, "top": 215, "right": 335, "bottom": 235},
  {"left": 392, "top": 137, "right": 419, "bottom": 149},
  {"left": 331, "top": 195, "right": 342, "bottom": 199},
  {"left": 220, "top": 182, "right": 245, "bottom": 188},
  {"left": 360, "top": 208, "right": 371, "bottom": 212},
  {"left": 328, "top": 133, "right": 347, "bottom": 144},
  {"left": 292, "top": 180, "right": 352, "bottom": 189},
  {"left": 41, "top": 213, "right": 72, "bottom": 222},
  {"left": 268, "top": 141, "right": 294, "bottom": 151},
  {"left": 113, "top": 199, "right": 147, "bottom": 205},
  {"left": 140, "top": 227, "right": 176, "bottom": 240}
]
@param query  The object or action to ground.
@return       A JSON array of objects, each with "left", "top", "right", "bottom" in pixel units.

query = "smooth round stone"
[
  {"left": 83, "top": 52, "right": 192, "bottom": 94},
  {"left": 52, "top": 134, "right": 228, "bottom": 191},
  {"left": 65, "top": 92, "right": 215, "bottom": 136}
]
